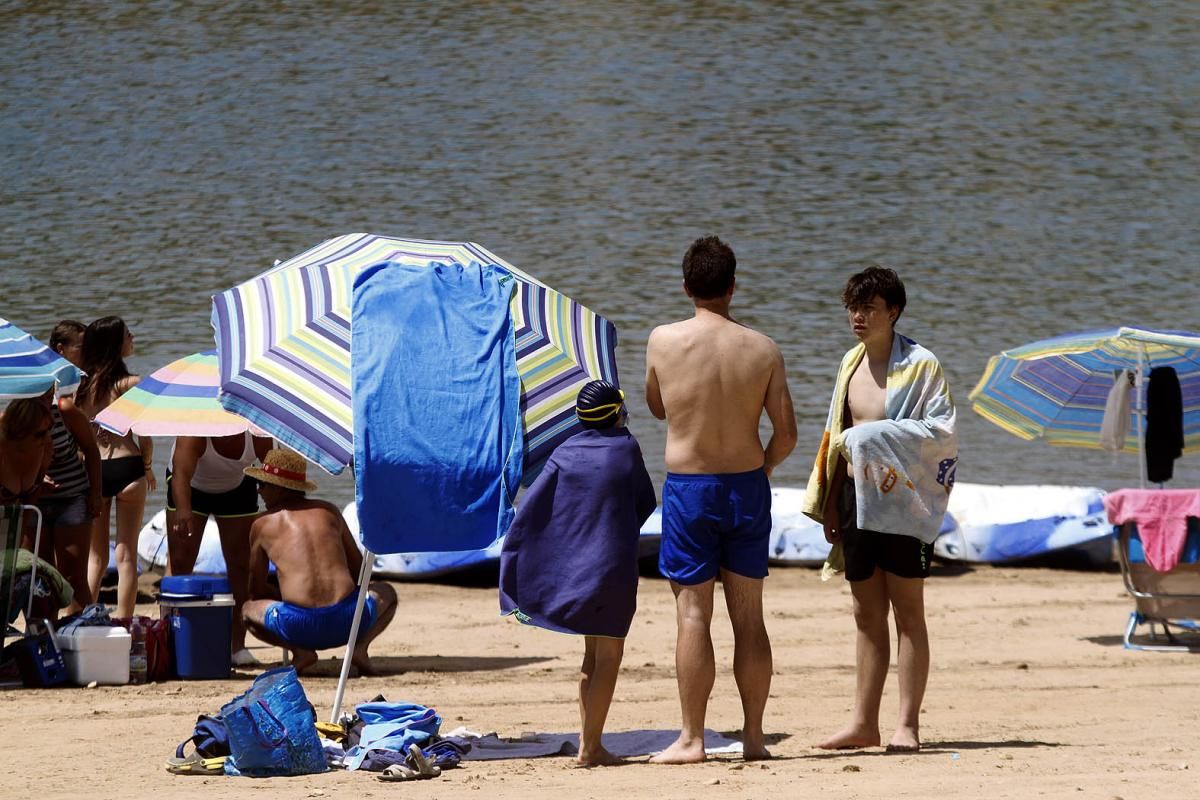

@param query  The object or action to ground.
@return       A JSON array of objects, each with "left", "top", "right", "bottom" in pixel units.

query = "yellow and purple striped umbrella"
[
  {"left": 212, "top": 233, "right": 618, "bottom": 475},
  {"left": 94, "top": 350, "right": 257, "bottom": 437},
  {"left": 969, "top": 327, "right": 1200, "bottom": 452}
]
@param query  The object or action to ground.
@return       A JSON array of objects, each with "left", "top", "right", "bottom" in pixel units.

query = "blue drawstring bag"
[{"left": 220, "top": 666, "right": 327, "bottom": 777}]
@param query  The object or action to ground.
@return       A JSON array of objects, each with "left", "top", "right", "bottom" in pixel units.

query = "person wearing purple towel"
[{"left": 500, "top": 381, "right": 657, "bottom": 766}]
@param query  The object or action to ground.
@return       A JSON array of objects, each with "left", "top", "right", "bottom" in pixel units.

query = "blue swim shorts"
[
  {"left": 263, "top": 590, "right": 378, "bottom": 652},
  {"left": 658, "top": 468, "right": 772, "bottom": 585}
]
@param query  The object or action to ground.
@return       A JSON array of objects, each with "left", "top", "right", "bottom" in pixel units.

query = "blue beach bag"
[{"left": 220, "top": 666, "right": 327, "bottom": 777}]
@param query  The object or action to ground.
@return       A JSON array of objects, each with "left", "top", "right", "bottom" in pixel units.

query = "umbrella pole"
[
  {"left": 330, "top": 549, "right": 375, "bottom": 723},
  {"left": 1136, "top": 346, "right": 1147, "bottom": 489}
]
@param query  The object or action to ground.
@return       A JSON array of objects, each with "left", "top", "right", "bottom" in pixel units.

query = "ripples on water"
[{"left": 3, "top": 1, "right": 1198, "bottom": 511}]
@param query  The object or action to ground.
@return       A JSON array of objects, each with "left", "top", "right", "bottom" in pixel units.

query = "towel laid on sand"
[
  {"left": 1104, "top": 488, "right": 1200, "bottom": 572},
  {"left": 352, "top": 261, "right": 523, "bottom": 555},
  {"left": 802, "top": 333, "right": 958, "bottom": 550},
  {"left": 451, "top": 728, "right": 742, "bottom": 760},
  {"left": 499, "top": 427, "right": 656, "bottom": 638}
]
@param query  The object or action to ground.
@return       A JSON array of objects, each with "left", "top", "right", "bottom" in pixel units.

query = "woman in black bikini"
[{"left": 76, "top": 316, "right": 155, "bottom": 617}]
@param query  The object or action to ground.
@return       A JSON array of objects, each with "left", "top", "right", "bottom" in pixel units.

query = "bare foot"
[
  {"left": 351, "top": 653, "right": 377, "bottom": 677},
  {"left": 816, "top": 725, "right": 881, "bottom": 750},
  {"left": 886, "top": 726, "right": 920, "bottom": 752},
  {"left": 650, "top": 737, "right": 706, "bottom": 764},
  {"left": 577, "top": 746, "right": 622, "bottom": 767},
  {"left": 291, "top": 649, "right": 318, "bottom": 676},
  {"left": 743, "top": 745, "right": 771, "bottom": 761}
]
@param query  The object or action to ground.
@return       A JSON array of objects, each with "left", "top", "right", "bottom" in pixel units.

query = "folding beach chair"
[
  {"left": 1116, "top": 516, "right": 1200, "bottom": 652},
  {"left": 2, "top": 504, "right": 44, "bottom": 640}
]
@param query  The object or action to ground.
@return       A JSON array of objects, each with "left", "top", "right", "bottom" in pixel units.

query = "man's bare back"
[
  {"left": 249, "top": 498, "right": 358, "bottom": 609},
  {"left": 646, "top": 313, "right": 793, "bottom": 474}
]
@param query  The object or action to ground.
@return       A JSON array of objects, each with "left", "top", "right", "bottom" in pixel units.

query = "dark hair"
[
  {"left": 575, "top": 380, "right": 625, "bottom": 430},
  {"left": 1, "top": 398, "right": 51, "bottom": 440},
  {"left": 49, "top": 319, "right": 85, "bottom": 353},
  {"left": 79, "top": 316, "right": 131, "bottom": 407},
  {"left": 682, "top": 236, "right": 736, "bottom": 300},
  {"left": 842, "top": 265, "right": 906, "bottom": 322}
]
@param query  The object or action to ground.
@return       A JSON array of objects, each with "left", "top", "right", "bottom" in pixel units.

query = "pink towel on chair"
[{"left": 1103, "top": 489, "right": 1200, "bottom": 572}]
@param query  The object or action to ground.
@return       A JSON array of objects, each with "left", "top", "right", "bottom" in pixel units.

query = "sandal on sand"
[
  {"left": 165, "top": 752, "right": 227, "bottom": 775},
  {"left": 406, "top": 743, "right": 442, "bottom": 778},
  {"left": 378, "top": 764, "right": 420, "bottom": 782}
]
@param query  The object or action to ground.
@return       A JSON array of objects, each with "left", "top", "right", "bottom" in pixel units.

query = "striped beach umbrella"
[
  {"left": 0, "top": 317, "right": 81, "bottom": 399},
  {"left": 94, "top": 350, "right": 260, "bottom": 437},
  {"left": 969, "top": 328, "right": 1200, "bottom": 482},
  {"left": 212, "top": 233, "right": 618, "bottom": 475}
]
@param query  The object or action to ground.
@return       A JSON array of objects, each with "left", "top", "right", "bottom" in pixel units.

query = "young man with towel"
[
  {"left": 241, "top": 449, "right": 397, "bottom": 676},
  {"left": 802, "top": 266, "right": 958, "bottom": 753},
  {"left": 644, "top": 236, "right": 797, "bottom": 763}
]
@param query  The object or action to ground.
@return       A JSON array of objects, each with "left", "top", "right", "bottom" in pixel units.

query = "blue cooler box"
[{"left": 159, "top": 575, "right": 235, "bottom": 679}]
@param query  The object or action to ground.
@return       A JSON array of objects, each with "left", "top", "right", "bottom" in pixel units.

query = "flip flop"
[
  {"left": 165, "top": 752, "right": 227, "bottom": 775},
  {"left": 406, "top": 743, "right": 442, "bottom": 778},
  {"left": 378, "top": 764, "right": 420, "bottom": 782}
]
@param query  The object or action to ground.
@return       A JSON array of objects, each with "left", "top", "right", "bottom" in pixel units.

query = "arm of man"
[
  {"left": 59, "top": 396, "right": 103, "bottom": 518},
  {"left": 644, "top": 328, "right": 666, "bottom": 420},
  {"left": 168, "top": 437, "right": 205, "bottom": 537},
  {"left": 251, "top": 435, "right": 274, "bottom": 462},
  {"left": 247, "top": 520, "right": 279, "bottom": 601},
  {"left": 337, "top": 510, "right": 364, "bottom": 581},
  {"left": 761, "top": 345, "right": 798, "bottom": 477}
]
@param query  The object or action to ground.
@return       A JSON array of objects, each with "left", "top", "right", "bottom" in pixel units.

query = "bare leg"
[
  {"left": 112, "top": 477, "right": 147, "bottom": 617},
  {"left": 650, "top": 579, "right": 714, "bottom": 764},
  {"left": 351, "top": 582, "right": 397, "bottom": 675},
  {"left": 54, "top": 520, "right": 95, "bottom": 614},
  {"left": 721, "top": 570, "right": 772, "bottom": 760},
  {"left": 885, "top": 573, "right": 928, "bottom": 752},
  {"left": 215, "top": 515, "right": 256, "bottom": 653},
  {"left": 578, "top": 636, "right": 624, "bottom": 766},
  {"left": 818, "top": 568, "right": 888, "bottom": 749},
  {"left": 243, "top": 599, "right": 317, "bottom": 674},
  {"left": 165, "top": 512, "right": 206, "bottom": 576},
  {"left": 86, "top": 498, "right": 113, "bottom": 603}
]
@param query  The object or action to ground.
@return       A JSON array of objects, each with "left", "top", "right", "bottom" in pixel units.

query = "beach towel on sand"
[
  {"left": 352, "top": 261, "right": 523, "bottom": 555},
  {"left": 802, "top": 333, "right": 958, "bottom": 550},
  {"left": 499, "top": 427, "right": 656, "bottom": 638}
]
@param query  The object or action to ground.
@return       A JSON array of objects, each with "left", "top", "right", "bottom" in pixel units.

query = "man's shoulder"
[{"left": 895, "top": 333, "right": 942, "bottom": 366}]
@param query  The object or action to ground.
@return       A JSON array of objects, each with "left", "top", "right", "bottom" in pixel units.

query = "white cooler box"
[{"left": 54, "top": 626, "right": 131, "bottom": 686}]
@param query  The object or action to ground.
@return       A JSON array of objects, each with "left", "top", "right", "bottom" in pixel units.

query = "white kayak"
[{"left": 135, "top": 482, "right": 1115, "bottom": 578}]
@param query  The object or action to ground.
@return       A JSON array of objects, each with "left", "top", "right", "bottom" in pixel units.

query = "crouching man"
[{"left": 241, "top": 449, "right": 397, "bottom": 675}]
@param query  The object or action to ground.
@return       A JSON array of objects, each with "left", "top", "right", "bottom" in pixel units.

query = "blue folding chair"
[{"left": 1116, "top": 517, "right": 1200, "bottom": 652}]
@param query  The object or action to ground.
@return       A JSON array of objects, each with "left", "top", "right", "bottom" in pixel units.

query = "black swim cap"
[{"left": 575, "top": 380, "right": 625, "bottom": 429}]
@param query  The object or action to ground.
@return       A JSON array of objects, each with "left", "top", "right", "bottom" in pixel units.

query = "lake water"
[{"left": 4, "top": 1, "right": 1198, "bottom": 517}]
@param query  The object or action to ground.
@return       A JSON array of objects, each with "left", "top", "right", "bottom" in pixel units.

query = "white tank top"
[{"left": 171, "top": 433, "right": 257, "bottom": 494}]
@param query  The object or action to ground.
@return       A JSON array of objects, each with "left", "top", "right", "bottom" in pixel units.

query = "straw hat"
[{"left": 244, "top": 448, "right": 319, "bottom": 493}]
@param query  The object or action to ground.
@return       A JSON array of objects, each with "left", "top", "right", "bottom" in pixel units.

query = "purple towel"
[{"left": 499, "top": 427, "right": 656, "bottom": 638}]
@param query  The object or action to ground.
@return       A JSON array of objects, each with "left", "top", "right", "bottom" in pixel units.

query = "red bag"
[{"left": 113, "top": 615, "right": 173, "bottom": 681}]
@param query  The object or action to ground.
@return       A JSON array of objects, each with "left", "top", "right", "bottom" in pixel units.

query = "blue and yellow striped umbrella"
[
  {"left": 212, "top": 233, "right": 618, "bottom": 475},
  {"left": 969, "top": 327, "right": 1200, "bottom": 452},
  {"left": 0, "top": 317, "right": 81, "bottom": 399}
]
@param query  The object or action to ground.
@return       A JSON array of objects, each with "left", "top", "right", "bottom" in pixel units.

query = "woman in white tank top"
[{"left": 166, "top": 432, "right": 273, "bottom": 665}]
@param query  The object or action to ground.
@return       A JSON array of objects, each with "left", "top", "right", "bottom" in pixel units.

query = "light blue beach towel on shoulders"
[{"left": 352, "top": 260, "right": 523, "bottom": 555}]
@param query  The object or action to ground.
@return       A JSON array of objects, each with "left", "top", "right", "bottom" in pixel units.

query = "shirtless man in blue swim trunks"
[
  {"left": 645, "top": 236, "right": 797, "bottom": 763},
  {"left": 241, "top": 449, "right": 397, "bottom": 676}
]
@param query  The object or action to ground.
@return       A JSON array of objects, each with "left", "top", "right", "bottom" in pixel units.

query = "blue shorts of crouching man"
[
  {"left": 658, "top": 468, "right": 772, "bottom": 585},
  {"left": 263, "top": 590, "right": 378, "bottom": 652}
]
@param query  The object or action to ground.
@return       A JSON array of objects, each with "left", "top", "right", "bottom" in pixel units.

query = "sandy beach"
[{"left": 3, "top": 562, "right": 1197, "bottom": 799}]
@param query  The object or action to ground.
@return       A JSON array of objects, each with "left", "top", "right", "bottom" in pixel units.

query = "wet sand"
[{"left": 3, "top": 563, "right": 1197, "bottom": 799}]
